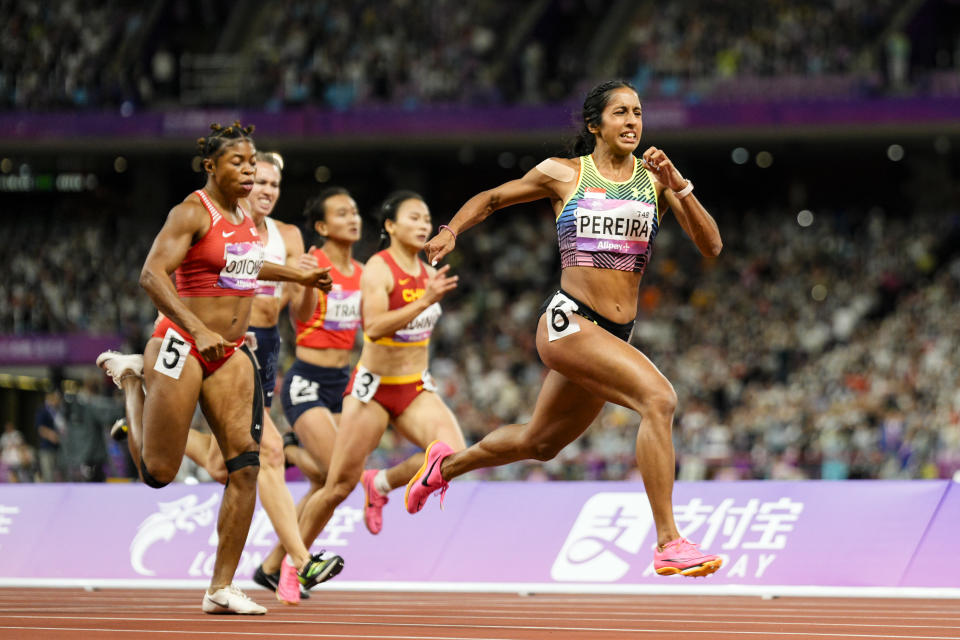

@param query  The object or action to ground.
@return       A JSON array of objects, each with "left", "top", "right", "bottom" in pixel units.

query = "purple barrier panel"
[
  {"left": 431, "top": 481, "right": 948, "bottom": 586},
  {"left": 899, "top": 480, "right": 960, "bottom": 588},
  {"left": 0, "top": 485, "right": 71, "bottom": 575},
  {"left": 0, "top": 482, "right": 481, "bottom": 582},
  {"left": 0, "top": 334, "right": 124, "bottom": 365},
  {"left": 0, "top": 481, "right": 949, "bottom": 587}
]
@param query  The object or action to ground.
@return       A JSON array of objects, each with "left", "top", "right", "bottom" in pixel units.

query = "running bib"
[
  {"left": 350, "top": 365, "right": 381, "bottom": 403},
  {"left": 420, "top": 370, "right": 438, "bottom": 393},
  {"left": 574, "top": 199, "right": 656, "bottom": 255},
  {"left": 324, "top": 289, "right": 362, "bottom": 331},
  {"left": 218, "top": 242, "right": 265, "bottom": 290},
  {"left": 154, "top": 327, "right": 191, "bottom": 379},
  {"left": 545, "top": 292, "right": 581, "bottom": 342},
  {"left": 394, "top": 302, "right": 442, "bottom": 343},
  {"left": 288, "top": 374, "right": 320, "bottom": 405}
]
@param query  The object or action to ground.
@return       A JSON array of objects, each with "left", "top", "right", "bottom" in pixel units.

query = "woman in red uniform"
[
  {"left": 290, "top": 190, "right": 464, "bottom": 551},
  {"left": 256, "top": 186, "right": 363, "bottom": 586},
  {"left": 96, "top": 123, "right": 334, "bottom": 614},
  {"left": 179, "top": 154, "right": 342, "bottom": 605},
  {"left": 406, "top": 81, "right": 725, "bottom": 578}
]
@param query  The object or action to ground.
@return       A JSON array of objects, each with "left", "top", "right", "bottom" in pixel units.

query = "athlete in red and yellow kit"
[{"left": 291, "top": 190, "right": 465, "bottom": 551}]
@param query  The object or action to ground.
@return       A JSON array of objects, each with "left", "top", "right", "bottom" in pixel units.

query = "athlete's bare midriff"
[
  {"left": 358, "top": 341, "right": 429, "bottom": 377},
  {"left": 559, "top": 267, "right": 643, "bottom": 324},
  {"left": 249, "top": 295, "right": 282, "bottom": 328},
  {"left": 182, "top": 295, "right": 255, "bottom": 342},
  {"left": 295, "top": 345, "right": 352, "bottom": 369}
]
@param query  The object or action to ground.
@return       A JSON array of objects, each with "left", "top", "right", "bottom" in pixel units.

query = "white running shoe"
[
  {"left": 201, "top": 584, "right": 267, "bottom": 615},
  {"left": 96, "top": 351, "right": 144, "bottom": 389}
]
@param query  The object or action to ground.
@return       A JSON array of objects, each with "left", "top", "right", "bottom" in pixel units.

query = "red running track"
[{"left": 1, "top": 588, "right": 959, "bottom": 639}]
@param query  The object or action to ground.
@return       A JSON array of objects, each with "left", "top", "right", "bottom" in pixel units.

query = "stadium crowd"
[
  {"left": 3, "top": 195, "right": 959, "bottom": 483},
  {"left": 2, "top": 0, "right": 958, "bottom": 111}
]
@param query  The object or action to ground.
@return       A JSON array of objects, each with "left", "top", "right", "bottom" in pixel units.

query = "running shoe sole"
[
  {"left": 300, "top": 555, "right": 344, "bottom": 590},
  {"left": 655, "top": 558, "right": 723, "bottom": 578}
]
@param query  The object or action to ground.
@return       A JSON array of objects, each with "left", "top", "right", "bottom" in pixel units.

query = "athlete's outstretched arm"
[
  {"left": 259, "top": 260, "right": 332, "bottom": 292},
  {"left": 359, "top": 256, "right": 457, "bottom": 341},
  {"left": 276, "top": 223, "right": 318, "bottom": 323},
  {"left": 423, "top": 159, "right": 571, "bottom": 264},
  {"left": 643, "top": 146, "right": 722, "bottom": 258}
]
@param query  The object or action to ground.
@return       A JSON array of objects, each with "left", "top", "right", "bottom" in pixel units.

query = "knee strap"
[
  {"left": 225, "top": 450, "right": 260, "bottom": 474},
  {"left": 140, "top": 458, "right": 170, "bottom": 489},
  {"left": 240, "top": 344, "right": 264, "bottom": 445}
]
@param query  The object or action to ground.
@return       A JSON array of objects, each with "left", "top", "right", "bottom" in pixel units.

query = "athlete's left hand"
[
  {"left": 642, "top": 146, "right": 688, "bottom": 192},
  {"left": 297, "top": 266, "right": 332, "bottom": 292}
]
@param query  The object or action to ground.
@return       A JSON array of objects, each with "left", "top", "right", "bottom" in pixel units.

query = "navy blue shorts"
[
  {"left": 250, "top": 325, "right": 281, "bottom": 408},
  {"left": 281, "top": 359, "right": 351, "bottom": 427}
]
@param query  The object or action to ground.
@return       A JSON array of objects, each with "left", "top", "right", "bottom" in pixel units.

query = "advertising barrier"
[{"left": 0, "top": 480, "right": 957, "bottom": 596}]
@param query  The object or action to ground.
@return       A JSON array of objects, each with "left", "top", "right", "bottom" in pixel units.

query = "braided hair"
[
  {"left": 377, "top": 190, "right": 423, "bottom": 250},
  {"left": 196, "top": 121, "right": 256, "bottom": 160},
  {"left": 566, "top": 80, "right": 639, "bottom": 158}
]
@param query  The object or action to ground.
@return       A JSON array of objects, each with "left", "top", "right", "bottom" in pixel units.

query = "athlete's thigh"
[
  {"left": 142, "top": 338, "right": 203, "bottom": 463},
  {"left": 200, "top": 349, "right": 258, "bottom": 460},
  {"left": 536, "top": 314, "right": 672, "bottom": 411},
  {"left": 393, "top": 392, "right": 466, "bottom": 450},
  {"left": 293, "top": 406, "right": 338, "bottom": 469},
  {"left": 521, "top": 369, "right": 607, "bottom": 449},
  {"left": 327, "top": 396, "right": 390, "bottom": 485},
  {"left": 259, "top": 413, "right": 283, "bottom": 463}
]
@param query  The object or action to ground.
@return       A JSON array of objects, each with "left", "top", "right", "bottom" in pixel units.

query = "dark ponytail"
[
  {"left": 377, "top": 190, "right": 423, "bottom": 250},
  {"left": 566, "top": 80, "right": 639, "bottom": 158}
]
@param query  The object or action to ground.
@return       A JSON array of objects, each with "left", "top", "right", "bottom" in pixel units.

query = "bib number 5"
[
  {"left": 546, "top": 292, "right": 581, "bottom": 342},
  {"left": 154, "top": 327, "right": 191, "bottom": 380},
  {"left": 350, "top": 366, "right": 381, "bottom": 403}
]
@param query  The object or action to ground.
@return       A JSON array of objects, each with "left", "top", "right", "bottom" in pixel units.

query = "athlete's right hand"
[
  {"left": 297, "top": 266, "right": 333, "bottom": 293},
  {"left": 194, "top": 328, "right": 230, "bottom": 362},
  {"left": 424, "top": 231, "right": 456, "bottom": 266},
  {"left": 424, "top": 264, "right": 459, "bottom": 302}
]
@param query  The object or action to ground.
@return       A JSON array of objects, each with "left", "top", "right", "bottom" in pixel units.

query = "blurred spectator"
[
  {"left": 61, "top": 377, "right": 119, "bottom": 482},
  {"left": 34, "top": 390, "right": 65, "bottom": 481},
  {"left": 1, "top": 421, "right": 33, "bottom": 482}
]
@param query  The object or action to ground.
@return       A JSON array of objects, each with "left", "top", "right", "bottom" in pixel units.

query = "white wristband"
[{"left": 673, "top": 180, "right": 694, "bottom": 199}]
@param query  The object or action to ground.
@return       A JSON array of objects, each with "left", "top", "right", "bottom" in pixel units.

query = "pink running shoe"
[
  {"left": 404, "top": 440, "right": 453, "bottom": 514},
  {"left": 276, "top": 557, "right": 301, "bottom": 605},
  {"left": 654, "top": 538, "right": 723, "bottom": 578},
  {"left": 361, "top": 469, "right": 389, "bottom": 534}
]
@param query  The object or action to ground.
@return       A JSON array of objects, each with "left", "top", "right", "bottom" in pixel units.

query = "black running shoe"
[
  {"left": 298, "top": 552, "right": 344, "bottom": 590},
  {"left": 300, "top": 586, "right": 311, "bottom": 599},
  {"left": 253, "top": 564, "right": 279, "bottom": 592},
  {"left": 109, "top": 418, "right": 128, "bottom": 442}
]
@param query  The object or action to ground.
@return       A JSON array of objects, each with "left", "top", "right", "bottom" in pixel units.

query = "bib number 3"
[
  {"left": 350, "top": 365, "right": 382, "bottom": 403},
  {"left": 546, "top": 292, "right": 582, "bottom": 342},
  {"left": 154, "top": 327, "right": 191, "bottom": 380}
]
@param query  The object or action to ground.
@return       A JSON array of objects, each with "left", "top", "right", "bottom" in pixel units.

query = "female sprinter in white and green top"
[{"left": 406, "top": 80, "right": 725, "bottom": 578}]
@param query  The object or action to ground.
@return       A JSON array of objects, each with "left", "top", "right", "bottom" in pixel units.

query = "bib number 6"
[
  {"left": 546, "top": 292, "right": 581, "bottom": 342},
  {"left": 350, "top": 366, "right": 381, "bottom": 403}
]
